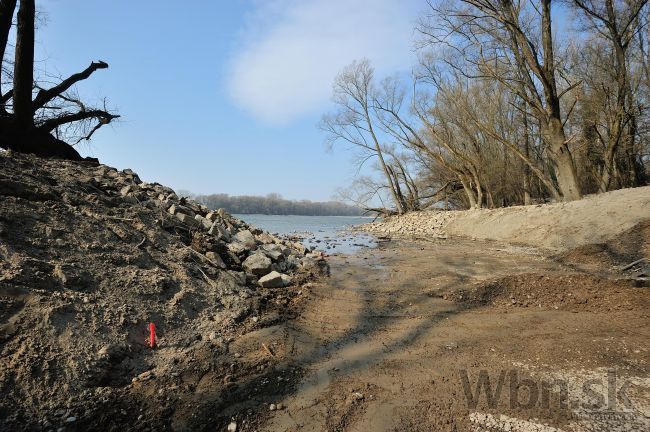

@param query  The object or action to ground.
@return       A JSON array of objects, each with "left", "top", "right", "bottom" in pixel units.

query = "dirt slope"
[
  {"left": 362, "top": 186, "right": 650, "bottom": 251},
  {"left": 0, "top": 151, "right": 326, "bottom": 431}
]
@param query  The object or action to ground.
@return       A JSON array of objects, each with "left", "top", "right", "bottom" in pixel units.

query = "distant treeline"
[{"left": 189, "top": 193, "right": 364, "bottom": 216}]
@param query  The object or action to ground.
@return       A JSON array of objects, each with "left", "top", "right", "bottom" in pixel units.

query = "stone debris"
[
  {"left": 242, "top": 252, "right": 273, "bottom": 276},
  {"left": 469, "top": 412, "right": 564, "bottom": 432},
  {"left": 258, "top": 271, "right": 292, "bottom": 288},
  {"left": 359, "top": 210, "right": 455, "bottom": 237},
  {"left": 0, "top": 151, "right": 330, "bottom": 431}
]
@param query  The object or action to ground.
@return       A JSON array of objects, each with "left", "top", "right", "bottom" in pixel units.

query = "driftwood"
[{"left": 621, "top": 257, "right": 648, "bottom": 271}]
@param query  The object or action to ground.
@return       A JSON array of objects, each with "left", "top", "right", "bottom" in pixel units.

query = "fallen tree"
[{"left": 0, "top": 0, "right": 118, "bottom": 160}]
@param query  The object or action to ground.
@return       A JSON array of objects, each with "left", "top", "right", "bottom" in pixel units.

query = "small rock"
[
  {"left": 234, "top": 230, "right": 256, "bottom": 248},
  {"left": 120, "top": 185, "right": 133, "bottom": 196},
  {"left": 227, "top": 421, "right": 237, "bottom": 432},
  {"left": 195, "top": 214, "right": 213, "bottom": 230},
  {"left": 243, "top": 252, "right": 272, "bottom": 276},
  {"left": 258, "top": 271, "right": 290, "bottom": 288},
  {"left": 269, "top": 404, "right": 276, "bottom": 411},
  {"left": 65, "top": 416, "right": 76, "bottom": 423},
  {"left": 205, "top": 251, "right": 226, "bottom": 269},
  {"left": 276, "top": 403, "right": 285, "bottom": 410},
  {"left": 176, "top": 212, "right": 200, "bottom": 228},
  {"left": 227, "top": 241, "right": 248, "bottom": 255},
  {"left": 352, "top": 392, "right": 364, "bottom": 401}
]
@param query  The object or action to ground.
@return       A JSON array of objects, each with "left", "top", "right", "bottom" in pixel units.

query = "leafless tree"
[
  {"left": 418, "top": 0, "right": 584, "bottom": 201},
  {"left": 0, "top": 0, "right": 118, "bottom": 160},
  {"left": 321, "top": 59, "right": 420, "bottom": 214},
  {"left": 571, "top": 0, "right": 648, "bottom": 191}
]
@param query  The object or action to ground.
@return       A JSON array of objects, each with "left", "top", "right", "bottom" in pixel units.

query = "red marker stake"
[{"left": 149, "top": 322, "right": 156, "bottom": 348}]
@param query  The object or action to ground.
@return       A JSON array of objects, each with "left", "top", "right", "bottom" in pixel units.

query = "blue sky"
[{"left": 37, "top": 0, "right": 423, "bottom": 201}]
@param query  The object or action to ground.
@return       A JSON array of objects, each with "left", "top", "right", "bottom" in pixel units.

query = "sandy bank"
[{"left": 361, "top": 186, "right": 650, "bottom": 250}]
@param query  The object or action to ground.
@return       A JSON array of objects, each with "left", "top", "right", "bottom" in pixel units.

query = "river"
[{"left": 234, "top": 214, "right": 377, "bottom": 255}]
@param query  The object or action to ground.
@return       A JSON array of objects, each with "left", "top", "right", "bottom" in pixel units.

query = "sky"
[{"left": 36, "top": 0, "right": 424, "bottom": 201}]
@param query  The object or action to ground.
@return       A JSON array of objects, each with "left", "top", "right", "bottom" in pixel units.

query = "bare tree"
[
  {"left": 0, "top": 0, "right": 118, "bottom": 160},
  {"left": 572, "top": 0, "right": 648, "bottom": 191},
  {"left": 321, "top": 60, "right": 412, "bottom": 214},
  {"left": 418, "top": 0, "right": 583, "bottom": 201}
]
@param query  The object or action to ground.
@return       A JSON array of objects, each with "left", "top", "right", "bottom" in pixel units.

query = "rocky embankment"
[
  {"left": 360, "top": 186, "right": 650, "bottom": 250},
  {"left": 0, "top": 151, "right": 327, "bottom": 430}
]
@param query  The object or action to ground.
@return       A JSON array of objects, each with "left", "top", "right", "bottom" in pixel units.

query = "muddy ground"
[
  {"left": 2, "top": 234, "right": 648, "bottom": 431},
  {"left": 222, "top": 237, "right": 649, "bottom": 432}
]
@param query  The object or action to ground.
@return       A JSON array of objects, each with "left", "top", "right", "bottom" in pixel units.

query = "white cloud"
[{"left": 226, "top": 0, "right": 420, "bottom": 125}]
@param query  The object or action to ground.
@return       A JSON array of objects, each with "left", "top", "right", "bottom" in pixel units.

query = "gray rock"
[
  {"left": 258, "top": 271, "right": 290, "bottom": 288},
  {"left": 205, "top": 252, "right": 226, "bottom": 269},
  {"left": 256, "top": 232, "right": 275, "bottom": 244},
  {"left": 168, "top": 204, "right": 192, "bottom": 216},
  {"left": 260, "top": 244, "right": 284, "bottom": 261},
  {"left": 234, "top": 230, "right": 256, "bottom": 248},
  {"left": 291, "top": 241, "right": 308, "bottom": 255},
  {"left": 227, "top": 241, "right": 248, "bottom": 255},
  {"left": 194, "top": 214, "right": 212, "bottom": 230},
  {"left": 280, "top": 273, "right": 292, "bottom": 286},
  {"left": 205, "top": 211, "right": 219, "bottom": 222},
  {"left": 225, "top": 250, "right": 241, "bottom": 265},
  {"left": 120, "top": 185, "right": 137, "bottom": 196},
  {"left": 176, "top": 213, "right": 200, "bottom": 228},
  {"left": 209, "top": 222, "right": 231, "bottom": 241},
  {"left": 228, "top": 271, "right": 247, "bottom": 285},
  {"left": 243, "top": 252, "right": 272, "bottom": 276}
]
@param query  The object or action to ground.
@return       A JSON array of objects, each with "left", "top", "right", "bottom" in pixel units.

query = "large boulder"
[{"left": 242, "top": 252, "right": 272, "bottom": 276}]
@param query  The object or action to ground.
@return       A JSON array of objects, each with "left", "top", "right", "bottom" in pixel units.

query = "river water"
[{"left": 234, "top": 214, "right": 377, "bottom": 255}]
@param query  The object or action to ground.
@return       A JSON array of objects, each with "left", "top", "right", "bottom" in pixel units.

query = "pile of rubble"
[
  {"left": 0, "top": 151, "right": 327, "bottom": 430},
  {"left": 117, "top": 173, "right": 326, "bottom": 288},
  {"left": 358, "top": 210, "right": 455, "bottom": 237}
]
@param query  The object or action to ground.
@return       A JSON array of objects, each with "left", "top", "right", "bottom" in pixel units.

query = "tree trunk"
[
  {"left": 521, "top": 100, "right": 532, "bottom": 205},
  {"left": 13, "top": 0, "right": 34, "bottom": 130},
  {"left": 365, "top": 108, "right": 404, "bottom": 214},
  {"left": 0, "top": 0, "right": 16, "bottom": 92},
  {"left": 541, "top": 0, "right": 581, "bottom": 201},
  {"left": 459, "top": 174, "right": 478, "bottom": 209},
  {"left": 545, "top": 117, "right": 581, "bottom": 201}
]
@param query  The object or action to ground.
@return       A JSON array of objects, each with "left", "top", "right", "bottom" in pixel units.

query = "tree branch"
[
  {"left": 32, "top": 60, "right": 108, "bottom": 110},
  {"left": 37, "top": 109, "right": 119, "bottom": 132}
]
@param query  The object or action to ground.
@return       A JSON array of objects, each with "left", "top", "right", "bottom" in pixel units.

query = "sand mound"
[{"left": 362, "top": 186, "right": 650, "bottom": 251}]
